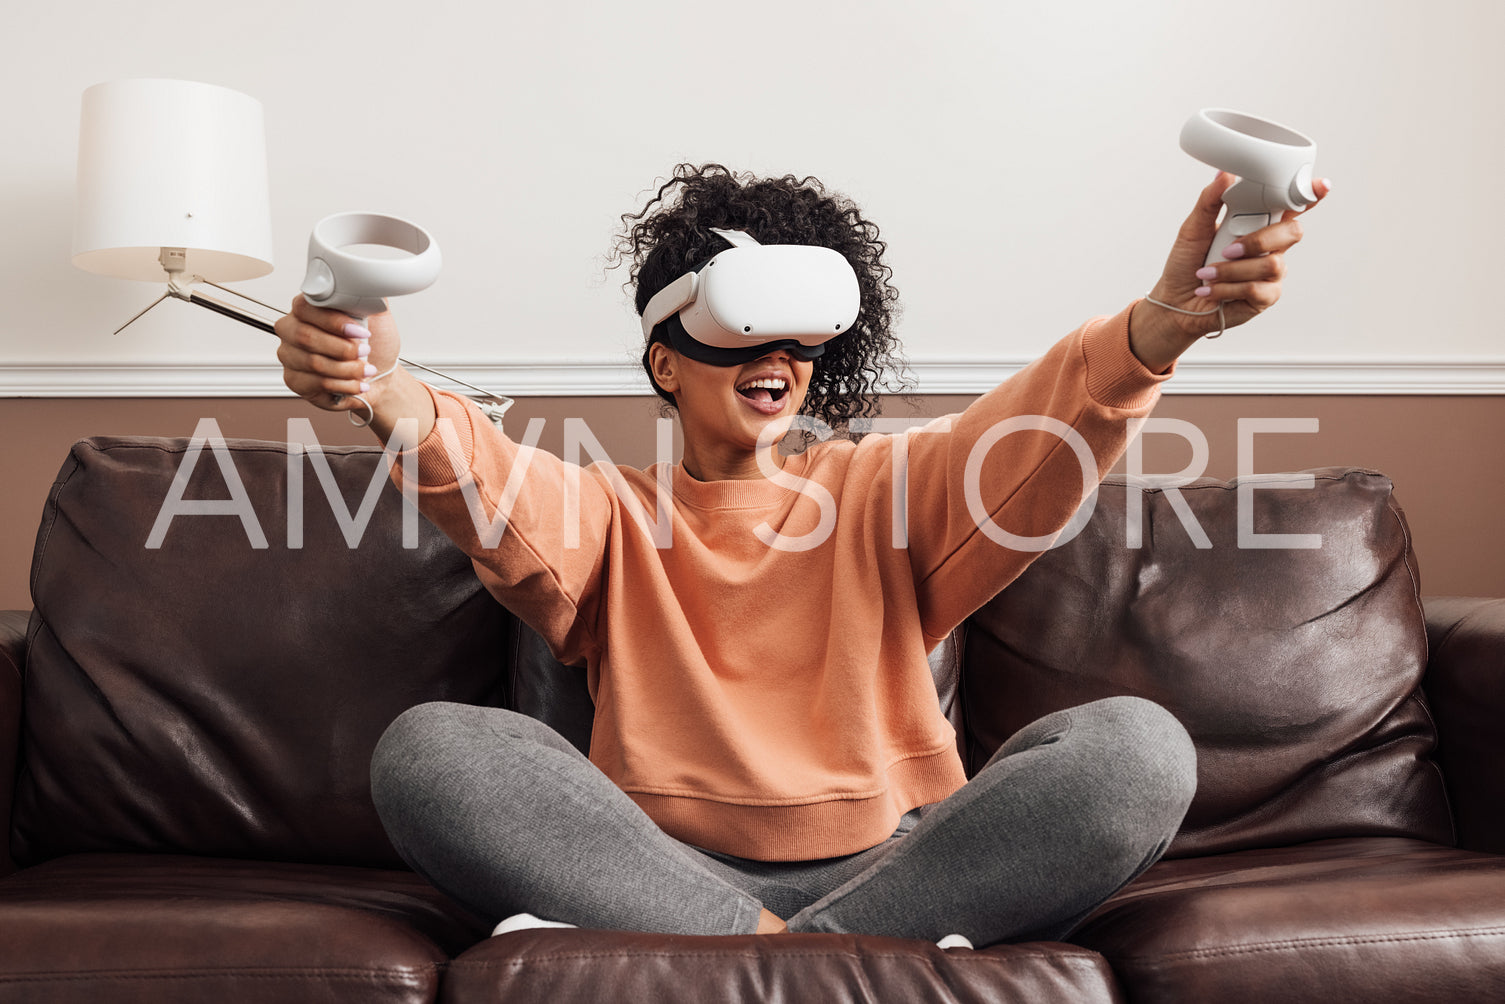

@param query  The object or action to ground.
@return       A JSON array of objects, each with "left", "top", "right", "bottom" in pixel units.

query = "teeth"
[{"left": 737, "top": 378, "right": 788, "bottom": 392}]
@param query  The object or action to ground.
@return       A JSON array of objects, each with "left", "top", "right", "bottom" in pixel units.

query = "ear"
[{"left": 647, "top": 341, "right": 681, "bottom": 395}]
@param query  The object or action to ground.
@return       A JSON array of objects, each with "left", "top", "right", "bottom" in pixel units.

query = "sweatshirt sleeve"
[
  {"left": 390, "top": 385, "right": 615, "bottom": 665},
  {"left": 904, "top": 303, "right": 1172, "bottom": 642}
]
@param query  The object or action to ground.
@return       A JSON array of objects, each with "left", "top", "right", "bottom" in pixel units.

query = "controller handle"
[
  {"left": 1179, "top": 109, "right": 1317, "bottom": 266},
  {"left": 299, "top": 212, "right": 441, "bottom": 318}
]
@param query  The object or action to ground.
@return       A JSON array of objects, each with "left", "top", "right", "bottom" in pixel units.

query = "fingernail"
[
  {"left": 344, "top": 323, "right": 371, "bottom": 340},
  {"left": 363, "top": 363, "right": 378, "bottom": 378},
  {"left": 1321, "top": 177, "right": 1333, "bottom": 192},
  {"left": 1194, "top": 286, "right": 1213, "bottom": 297},
  {"left": 1222, "top": 242, "right": 1245, "bottom": 260},
  {"left": 1195, "top": 266, "right": 1218, "bottom": 281},
  {"left": 357, "top": 342, "right": 371, "bottom": 359},
  {"left": 359, "top": 382, "right": 372, "bottom": 393}
]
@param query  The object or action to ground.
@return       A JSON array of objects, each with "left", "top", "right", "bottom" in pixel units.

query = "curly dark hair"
[{"left": 610, "top": 163, "right": 908, "bottom": 423}]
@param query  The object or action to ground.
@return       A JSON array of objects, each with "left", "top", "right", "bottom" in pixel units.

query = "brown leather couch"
[{"left": 2, "top": 435, "right": 1503, "bottom": 1003}]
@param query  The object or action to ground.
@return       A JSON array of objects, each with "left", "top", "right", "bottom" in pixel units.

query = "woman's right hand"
[{"left": 274, "top": 295, "right": 401, "bottom": 414}]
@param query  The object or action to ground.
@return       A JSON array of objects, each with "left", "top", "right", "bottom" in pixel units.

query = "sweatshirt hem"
[{"left": 628, "top": 747, "right": 968, "bottom": 861}]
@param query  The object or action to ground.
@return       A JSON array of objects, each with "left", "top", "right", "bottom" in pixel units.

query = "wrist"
[
  {"left": 365, "top": 367, "right": 437, "bottom": 445},
  {"left": 1129, "top": 297, "right": 1200, "bottom": 374}
]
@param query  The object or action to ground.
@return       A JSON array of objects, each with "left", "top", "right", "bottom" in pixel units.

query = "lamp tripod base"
[
  {"left": 113, "top": 250, "right": 281, "bottom": 335},
  {"left": 107, "top": 250, "right": 513, "bottom": 427}
]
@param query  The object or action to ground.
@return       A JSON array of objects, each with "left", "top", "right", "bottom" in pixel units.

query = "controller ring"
[
  {"left": 301, "top": 211, "right": 442, "bottom": 314},
  {"left": 1180, "top": 108, "right": 1317, "bottom": 210}
]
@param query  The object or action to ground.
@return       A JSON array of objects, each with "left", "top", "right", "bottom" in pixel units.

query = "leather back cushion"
[
  {"left": 962, "top": 468, "right": 1453, "bottom": 857},
  {"left": 15, "top": 437, "right": 510, "bottom": 868}
]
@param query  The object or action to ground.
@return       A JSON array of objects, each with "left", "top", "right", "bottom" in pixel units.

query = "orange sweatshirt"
[{"left": 398, "top": 303, "right": 1170, "bottom": 860}]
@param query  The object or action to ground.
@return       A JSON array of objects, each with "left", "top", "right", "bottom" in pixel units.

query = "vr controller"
[
  {"left": 299, "top": 211, "right": 441, "bottom": 318},
  {"left": 1179, "top": 109, "right": 1317, "bottom": 265},
  {"left": 295, "top": 212, "right": 515, "bottom": 426}
]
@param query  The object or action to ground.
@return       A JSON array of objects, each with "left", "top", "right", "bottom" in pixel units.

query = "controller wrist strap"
[{"left": 1141, "top": 294, "right": 1227, "bottom": 340}]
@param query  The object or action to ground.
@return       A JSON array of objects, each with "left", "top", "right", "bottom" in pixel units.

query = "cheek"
[{"left": 678, "top": 374, "right": 734, "bottom": 414}]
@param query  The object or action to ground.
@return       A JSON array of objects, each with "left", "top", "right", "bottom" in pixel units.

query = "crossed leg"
[{"left": 370, "top": 696, "right": 1196, "bottom": 945}]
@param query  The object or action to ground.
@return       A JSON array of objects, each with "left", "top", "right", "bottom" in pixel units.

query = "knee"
[
  {"left": 1076, "top": 696, "right": 1198, "bottom": 839},
  {"left": 369, "top": 701, "right": 500, "bottom": 821},
  {"left": 371, "top": 702, "right": 453, "bottom": 816},
  {"left": 369, "top": 703, "right": 567, "bottom": 817}
]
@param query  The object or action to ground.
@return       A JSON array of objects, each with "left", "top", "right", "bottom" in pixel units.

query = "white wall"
[{"left": 3, "top": 0, "right": 1502, "bottom": 395}]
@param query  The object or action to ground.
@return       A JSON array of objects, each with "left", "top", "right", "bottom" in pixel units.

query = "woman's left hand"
[{"left": 1129, "top": 171, "right": 1331, "bottom": 372}]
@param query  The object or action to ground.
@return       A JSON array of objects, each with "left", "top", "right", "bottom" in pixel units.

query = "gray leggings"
[{"left": 370, "top": 695, "right": 1196, "bottom": 946}]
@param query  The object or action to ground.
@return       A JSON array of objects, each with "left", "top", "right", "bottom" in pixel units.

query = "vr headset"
[{"left": 640, "top": 229, "right": 860, "bottom": 366}]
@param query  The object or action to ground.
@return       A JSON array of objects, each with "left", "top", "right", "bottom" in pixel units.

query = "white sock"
[{"left": 492, "top": 912, "right": 579, "bottom": 936}]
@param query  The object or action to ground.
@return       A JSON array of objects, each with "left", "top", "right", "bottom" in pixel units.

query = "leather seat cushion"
[
  {"left": 443, "top": 929, "right": 1122, "bottom": 1004},
  {"left": 1071, "top": 837, "right": 1505, "bottom": 1003},
  {"left": 0, "top": 853, "right": 490, "bottom": 1004}
]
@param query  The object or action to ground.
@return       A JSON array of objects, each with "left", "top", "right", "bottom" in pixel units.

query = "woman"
[{"left": 275, "top": 163, "right": 1326, "bottom": 945}]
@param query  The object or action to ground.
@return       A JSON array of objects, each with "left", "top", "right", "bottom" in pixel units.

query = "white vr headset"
[{"left": 640, "top": 228, "right": 861, "bottom": 366}]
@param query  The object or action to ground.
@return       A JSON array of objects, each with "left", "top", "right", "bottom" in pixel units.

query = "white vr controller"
[
  {"left": 299, "top": 211, "right": 442, "bottom": 318},
  {"left": 1179, "top": 109, "right": 1317, "bottom": 266}
]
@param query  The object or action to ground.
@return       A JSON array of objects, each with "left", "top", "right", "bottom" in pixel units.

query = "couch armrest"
[
  {"left": 0, "top": 610, "right": 27, "bottom": 877},
  {"left": 1423, "top": 596, "right": 1505, "bottom": 854}
]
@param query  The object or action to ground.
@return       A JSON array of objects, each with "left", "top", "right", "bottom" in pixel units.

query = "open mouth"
[{"left": 735, "top": 377, "right": 790, "bottom": 407}]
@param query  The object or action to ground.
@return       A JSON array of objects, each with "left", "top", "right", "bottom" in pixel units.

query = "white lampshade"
[{"left": 73, "top": 78, "right": 274, "bottom": 282}]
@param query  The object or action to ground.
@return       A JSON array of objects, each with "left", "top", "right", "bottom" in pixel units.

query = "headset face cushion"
[{"left": 662, "top": 313, "right": 827, "bottom": 367}]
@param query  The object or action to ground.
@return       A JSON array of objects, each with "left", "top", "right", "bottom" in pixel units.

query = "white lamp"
[
  {"left": 70, "top": 78, "right": 511, "bottom": 423},
  {"left": 73, "top": 78, "right": 280, "bottom": 333}
]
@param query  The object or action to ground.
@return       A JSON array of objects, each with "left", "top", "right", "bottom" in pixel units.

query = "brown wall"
[{"left": 2, "top": 394, "right": 1502, "bottom": 610}]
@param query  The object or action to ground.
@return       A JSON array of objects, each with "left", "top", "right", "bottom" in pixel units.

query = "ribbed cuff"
[
  {"left": 1080, "top": 301, "right": 1175, "bottom": 412},
  {"left": 404, "top": 385, "right": 478, "bottom": 488}
]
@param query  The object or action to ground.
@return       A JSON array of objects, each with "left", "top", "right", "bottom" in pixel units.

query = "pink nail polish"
[
  {"left": 359, "top": 382, "right": 372, "bottom": 393},
  {"left": 1195, "top": 266, "right": 1218, "bottom": 281},
  {"left": 1222, "top": 242, "right": 1245, "bottom": 260},
  {"left": 363, "top": 363, "right": 378, "bottom": 378},
  {"left": 1194, "top": 286, "right": 1213, "bottom": 297},
  {"left": 344, "top": 323, "right": 371, "bottom": 340},
  {"left": 357, "top": 342, "right": 371, "bottom": 359}
]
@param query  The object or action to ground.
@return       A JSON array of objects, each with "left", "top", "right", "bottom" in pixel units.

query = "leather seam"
[
  {"left": 1385, "top": 489, "right": 1458, "bottom": 845},
  {"left": 1119, "top": 924, "right": 1505, "bottom": 965},
  {"left": 1104, "top": 859, "right": 1501, "bottom": 904},
  {"left": 29, "top": 455, "right": 82, "bottom": 604},
  {"left": 452, "top": 948, "right": 1105, "bottom": 967},
  {"left": 1099, "top": 470, "right": 1385, "bottom": 492},
  {"left": 0, "top": 967, "right": 435, "bottom": 983}
]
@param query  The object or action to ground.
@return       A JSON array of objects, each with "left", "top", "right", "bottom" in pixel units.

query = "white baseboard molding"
[{"left": 4, "top": 357, "right": 1505, "bottom": 398}]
